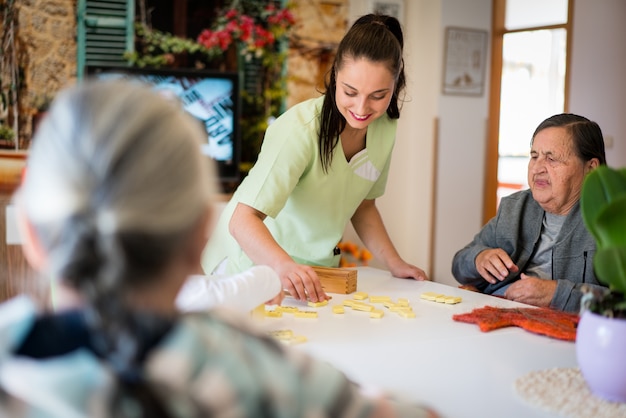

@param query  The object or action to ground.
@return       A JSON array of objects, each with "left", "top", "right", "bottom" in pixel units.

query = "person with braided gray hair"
[{"left": 0, "top": 80, "right": 437, "bottom": 417}]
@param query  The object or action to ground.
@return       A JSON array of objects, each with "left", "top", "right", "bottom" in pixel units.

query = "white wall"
[
  {"left": 433, "top": 0, "right": 492, "bottom": 286},
  {"left": 346, "top": 1, "right": 442, "bottom": 275},
  {"left": 569, "top": 0, "right": 626, "bottom": 167},
  {"left": 378, "top": 0, "right": 442, "bottom": 276}
]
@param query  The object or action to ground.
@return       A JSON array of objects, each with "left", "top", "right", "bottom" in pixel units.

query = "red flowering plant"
[
  {"left": 126, "top": 2, "right": 295, "bottom": 69},
  {"left": 196, "top": 2, "right": 296, "bottom": 169},
  {"left": 197, "top": 4, "right": 295, "bottom": 62}
]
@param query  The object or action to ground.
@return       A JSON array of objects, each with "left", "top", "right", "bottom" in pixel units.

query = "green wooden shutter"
[{"left": 76, "top": 0, "right": 135, "bottom": 79}]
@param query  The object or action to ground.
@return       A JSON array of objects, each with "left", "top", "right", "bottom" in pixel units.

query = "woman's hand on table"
[
  {"left": 389, "top": 260, "right": 430, "bottom": 281},
  {"left": 275, "top": 261, "right": 329, "bottom": 302}
]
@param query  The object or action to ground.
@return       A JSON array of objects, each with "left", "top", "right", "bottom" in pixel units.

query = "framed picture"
[
  {"left": 368, "top": 0, "right": 404, "bottom": 23},
  {"left": 442, "top": 27, "right": 488, "bottom": 96}
]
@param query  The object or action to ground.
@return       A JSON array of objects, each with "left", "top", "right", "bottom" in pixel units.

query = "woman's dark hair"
[
  {"left": 318, "top": 13, "right": 406, "bottom": 172},
  {"left": 532, "top": 113, "right": 607, "bottom": 165}
]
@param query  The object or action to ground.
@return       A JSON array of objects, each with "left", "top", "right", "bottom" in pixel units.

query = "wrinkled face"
[
  {"left": 335, "top": 58, "right": 396, "bottom": 131},
  {"left": 528, "top": 126, "right": 592, "bottom": 215}
]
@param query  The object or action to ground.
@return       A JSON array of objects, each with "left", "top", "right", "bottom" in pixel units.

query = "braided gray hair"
[{"left": 18, "top": 80, "right": 214, "bottom": 295}]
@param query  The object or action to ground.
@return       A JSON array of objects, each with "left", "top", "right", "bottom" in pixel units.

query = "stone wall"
[
  {"left": 1, "top": 0, "right": 77, "bottom": 147},
  {"left": 287, "top": 0, "right": 348, "bottom": 107}
]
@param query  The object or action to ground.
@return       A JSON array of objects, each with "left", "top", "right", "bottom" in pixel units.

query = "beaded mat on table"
[{"left": 515, "top": 367, "right": 626, "bottom": 418}]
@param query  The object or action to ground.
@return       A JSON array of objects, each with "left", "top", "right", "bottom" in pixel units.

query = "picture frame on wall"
[
  {"left": 368, "top": 0, "right": 404, "bottom": 23},
  {"left": 442, "top": 27, "right": 488, "bottom": 96}
]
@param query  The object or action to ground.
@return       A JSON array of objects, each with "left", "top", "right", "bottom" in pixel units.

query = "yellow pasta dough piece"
[
  {"left": 270, "top": 330, "right": 307, "bottom": 345},
  {"left": 251, "top": 303, "right": 267, "bottom": 319},
  {"left": 264, "top": 310, "right": 283, "bottom": 318},
  {"left": 370, "top": 309, "right": 384, "bottom": 319},
  {"left": 276, "top": 306, "right": 299, "bottom": 313},
  {"left": 353, "top": 292, "right": 369, "bottom": 300},
  {"left": 268, "top": 329, "right": 294, "bottom": 339},
  {"left": 307, "top": 300, "right": 329, "bottom": 308},
  {"left": 351, "top": 303, "right": 375, "bottom": 312},
  {"left": 343, "top": 299, "right": 356, "bottom": 307},
  {"left": 390, "top": 306, "right": 412, "bottom": 313},
  {"left": 294, "top": 311, "right": 318, "bottom": 318},
  {"left": 397, "top": 297, "right": 410, "bottom": 306},
  {"left": 332, "top": 305, "right": 345, "bottom": 314},
  {"left": 444, "top": 296, "right": 462, "bottom": 304},
  {"left": 420, "top": 292, "right": 442, "bottom": 301},
  {"left": 398, "top": 310, "right": 416, "bottom": 318},
  {"left": 369, "top": 295, "right": 392, "bottom": 303},
  {"left": 435, "top": 295, "right": 448, "bottom": 303},
  {"left": 288, "top": 335, "right": 308, "bottom": 344},
  {"left": 420, "top": 292, "right": 463, "bottom": 305}
]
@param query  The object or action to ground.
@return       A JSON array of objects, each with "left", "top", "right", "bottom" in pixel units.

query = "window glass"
[
  {"left": 497, "top": 28, "right": 567, "bottom": 200},
  {"left": 505, "top": 0, "right": 568, "bottom": 30}
]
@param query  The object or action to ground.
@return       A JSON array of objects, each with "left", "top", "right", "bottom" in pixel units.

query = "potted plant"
[{"left": 577, "top": 164, "right": 626, "bottom": 403}]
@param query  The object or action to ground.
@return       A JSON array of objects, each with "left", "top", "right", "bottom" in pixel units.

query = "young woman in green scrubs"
[{"left": 203, "top": 14, "right": 429, "bottom": 303}]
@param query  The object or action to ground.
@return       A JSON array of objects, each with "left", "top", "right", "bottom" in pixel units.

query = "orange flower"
[
  {"left": 338, "top": 241, "right": 372, "bottom": 267},
  {"left": 360, "top": 248, "right": 373, "bottom": 260}
]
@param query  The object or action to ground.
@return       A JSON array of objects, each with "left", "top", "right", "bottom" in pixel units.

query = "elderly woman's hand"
[
  {"left": 504, "top": 273, "right": 557, "bottom": 307},
  {"left": 475, "top": 248, "right": 519, "bottom": 284}
]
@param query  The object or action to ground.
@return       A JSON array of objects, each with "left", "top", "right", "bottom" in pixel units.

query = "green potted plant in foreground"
[{"left": 577, "top": 164, "right": 626, "bottom": 403}]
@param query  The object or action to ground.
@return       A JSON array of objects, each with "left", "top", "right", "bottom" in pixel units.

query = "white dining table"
[{"left": 253, "top": 267, "right": 577, "bottom": 418}]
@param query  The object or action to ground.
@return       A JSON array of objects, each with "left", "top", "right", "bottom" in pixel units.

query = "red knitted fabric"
[{"left": 452, "top": 306, "right": 579, "bottom": 341}]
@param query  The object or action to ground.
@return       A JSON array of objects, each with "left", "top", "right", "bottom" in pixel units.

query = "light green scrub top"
[{"left": 202, "top": 95, "right": 397, "bottom": 274}]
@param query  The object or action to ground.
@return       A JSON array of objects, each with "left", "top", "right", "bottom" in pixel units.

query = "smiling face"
[
  {"left": 335, "top": 58, "right": 396, "bottom": 133},
  {"left": 528, "top": 126, "right": 596, "bottom": 215}
]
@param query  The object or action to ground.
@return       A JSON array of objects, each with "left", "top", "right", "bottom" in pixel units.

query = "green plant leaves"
[
  {"left": 593, "top": 196, "right": 626, "bottom": 248},
  {"left": 581, "top": 166, "right": 626, "bottom": 244},
  {"left": 581, "top": 165, "right": 626, "bottom": 298},
  {"left": 594, "top": 247, "right": 626, "bottom": 294}
]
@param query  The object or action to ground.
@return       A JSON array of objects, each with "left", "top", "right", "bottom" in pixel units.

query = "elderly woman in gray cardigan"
[{"left": 452, "top": 113, "right": 608, "bottom": 312}]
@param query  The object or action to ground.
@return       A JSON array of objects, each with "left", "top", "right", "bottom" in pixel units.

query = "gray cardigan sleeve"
[
  {"left": 451, "top": 191, "right": 537, "bottom": 289},
  {"left": 451, "top": 219, "right": 497, "bottom": 288}
]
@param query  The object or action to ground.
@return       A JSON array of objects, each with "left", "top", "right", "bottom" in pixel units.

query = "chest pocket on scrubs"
[{"left": 349, "top": 151, "right": 381, "bottom": 182}]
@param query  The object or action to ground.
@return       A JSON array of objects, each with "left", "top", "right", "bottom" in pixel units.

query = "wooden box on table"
[{"left": 312, "top": 266, "right": 357, "bottom": 294}]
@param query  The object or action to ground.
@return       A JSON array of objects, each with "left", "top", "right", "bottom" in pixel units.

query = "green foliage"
[
  {"left": 580, "top": 165, "right": 626, "bottom": 317},
  {"left": 124, "top": 24, "right": 220, "bottom": 68},
  {"left": 0, "top": 124, "right": 15, "bottom": 141}
]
